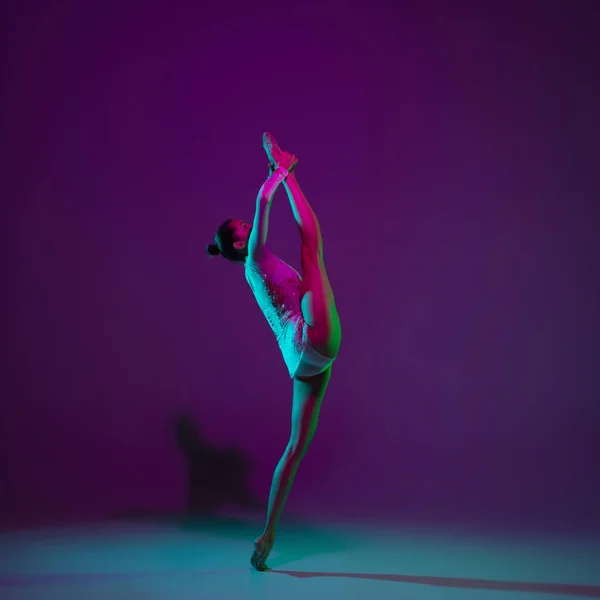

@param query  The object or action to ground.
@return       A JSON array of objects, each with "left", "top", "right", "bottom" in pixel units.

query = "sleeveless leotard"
[{"left": 245, "top": 253, "right": 308, "bottom": 378}]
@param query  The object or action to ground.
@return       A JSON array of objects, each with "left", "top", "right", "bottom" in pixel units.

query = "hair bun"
[{"left": 206, "top": 243, "right": 220, "bottom": 256}]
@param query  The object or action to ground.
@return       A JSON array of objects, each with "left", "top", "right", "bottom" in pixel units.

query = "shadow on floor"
[
  {"left": 271, "top": 570, "right": 600, "bottom": 597},
  {"left": 2, "top": 569, "right": 598, "bottom": 598}
]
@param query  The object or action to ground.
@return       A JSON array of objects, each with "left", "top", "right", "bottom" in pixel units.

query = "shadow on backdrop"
[
  {"left": 173, "top": 412, "right": 262, "bottom": 515},
  {"left": 106, "top": 410, "right": 351, "bottom": 561},
  {"left": 110, "top": 412, "right": 262, "bottom": 521}
]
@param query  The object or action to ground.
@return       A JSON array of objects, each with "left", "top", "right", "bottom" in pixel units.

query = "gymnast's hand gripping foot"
[{"left": 206, "top": 133, "right": 342, "bottom": 571}]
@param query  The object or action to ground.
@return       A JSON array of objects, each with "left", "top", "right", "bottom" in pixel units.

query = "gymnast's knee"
[
  {"left": 285, "top": 436, "right": 312, "bottom": 462},
  {"left": 300, "top": 227, "right": 323, "bottom": 256}
]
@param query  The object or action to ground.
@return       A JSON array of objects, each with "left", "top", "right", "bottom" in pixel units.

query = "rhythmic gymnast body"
[{"left": 206, "top": 133, "right": 342, "bottom": 571}]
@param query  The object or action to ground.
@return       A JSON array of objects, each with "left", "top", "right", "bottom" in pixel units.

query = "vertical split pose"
[{"left": 206, "top": 133, "right": 342, "bottom": 571}]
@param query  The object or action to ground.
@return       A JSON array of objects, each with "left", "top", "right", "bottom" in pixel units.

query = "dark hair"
[{"left": 206, "top": 219, "right": 246, "bottom": 262}]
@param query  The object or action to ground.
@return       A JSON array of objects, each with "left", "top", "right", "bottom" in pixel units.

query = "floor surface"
[{"left": 1, "top": 515, "right": 599, "bottom": 599}]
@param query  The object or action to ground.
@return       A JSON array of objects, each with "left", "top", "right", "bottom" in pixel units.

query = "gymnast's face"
[{"left": 231, "top": 219, "right": 251, "bottom": 250}]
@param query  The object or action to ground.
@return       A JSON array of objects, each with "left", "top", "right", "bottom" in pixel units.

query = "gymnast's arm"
[{"left": 247, "top": 166, "right": 288, "bottom": 261}]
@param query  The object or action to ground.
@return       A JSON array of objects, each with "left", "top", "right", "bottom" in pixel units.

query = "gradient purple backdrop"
[{"left": 2, "top": 0, "right": 599, "bottom": 529}]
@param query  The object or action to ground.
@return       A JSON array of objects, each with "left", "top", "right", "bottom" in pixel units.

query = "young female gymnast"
[{"left": 206, "top": 133, "right": 342, "bottom": 571}]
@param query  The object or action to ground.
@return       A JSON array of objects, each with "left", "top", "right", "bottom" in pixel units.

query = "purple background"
[{"left": 2, "top": 0, "right": 599, "bottom": 529}]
